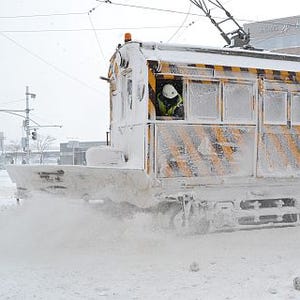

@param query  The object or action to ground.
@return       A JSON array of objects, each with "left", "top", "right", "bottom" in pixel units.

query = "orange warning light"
[{"left": 124, "top": 32, "right": 132, "bottom": 43}]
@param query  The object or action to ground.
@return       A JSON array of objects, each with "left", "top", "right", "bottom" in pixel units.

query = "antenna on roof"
[{"left": 189, "top": 0, "right": 252, "bottom": 49}]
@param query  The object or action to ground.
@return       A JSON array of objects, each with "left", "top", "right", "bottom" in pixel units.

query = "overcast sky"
[{"left": 0, "top": 0, "right": 299, "bottom": 146}]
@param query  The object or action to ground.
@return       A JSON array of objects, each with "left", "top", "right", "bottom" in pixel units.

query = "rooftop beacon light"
[{"left": 124, "top": 32, "right": 132, "bottom": 43}]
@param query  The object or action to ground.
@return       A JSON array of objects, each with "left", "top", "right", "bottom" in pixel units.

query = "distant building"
[
  {"left": 244, "top": 15, "right": 300, "bottom": 55},
  {"left": 30, "top": 150, "right": 60, "bottom": 165},
  {"left": 0, "top": 132, "right": 3, "bottom": 154},
  {"left": 1, "top": 140, "right": 106, "bottom": 166},
  {"left": 3, "top": 150, "right": 60, "bottom": 166},
  {"left": 59, "top": 141, "right": 106, "bottom": 165}
]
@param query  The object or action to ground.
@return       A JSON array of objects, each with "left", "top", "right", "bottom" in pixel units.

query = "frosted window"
[
  {"left": 223, "top": 83, "right": 254, "bottom": 122},
  {"left": 121, "top": 76, "right": 127, "bottom": 119},
  {"left": 127, "top": 78, "right": 133, "bottom": 109},
  {"left": 121, "top": 73, "right": 132, "bottom": 119},
  {"left": 189, "top": 82, "right": 219, "bottom": 120},
  {"left": 264, "top": 91, "right": 287, "bottom": 124},
  {"left": 291, "top": 94, "right": 300, "bottom": 124}
]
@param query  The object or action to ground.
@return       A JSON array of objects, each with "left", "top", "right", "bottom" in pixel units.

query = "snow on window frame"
[
  {"left": 187, "top": 79, "right": 221, "bottom": 123},
  {"left": 121, "top": 69, "right": 133, "bottom": 120},
  {"left": 222, "top": 81, "right": 255, "bottom": 124},
  {"left": 186, "top": 78, "right": 257, "bottom": 125},
  {"left": 263, "top": 90, "right": 288, "bottom": 125},
  {"left": 291, "top": 93, "right": 300, "bottom": 126}
]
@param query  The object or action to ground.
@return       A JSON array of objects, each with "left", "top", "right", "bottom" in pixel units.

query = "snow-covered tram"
[
  {"left": 7, "top": 37, "right": 300, "bottom": 232},
  {"left": 107, "top": 37, "right": 300, "bottom": 231}
]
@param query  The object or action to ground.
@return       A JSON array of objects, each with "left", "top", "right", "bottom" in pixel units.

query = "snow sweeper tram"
[
  {"left": 6, "top": 0, "right": 300, "bottom": 233},
  {"left": 6, "top": 35, "right": 300, "bottom": 233},
  {"left": 106, "top": 36, "right": 300, "bottom": 232}
]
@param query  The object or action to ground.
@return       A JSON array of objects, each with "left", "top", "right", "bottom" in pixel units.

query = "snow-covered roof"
[{"left": 127, "top": 41, "right": 300, "bottom": 72}]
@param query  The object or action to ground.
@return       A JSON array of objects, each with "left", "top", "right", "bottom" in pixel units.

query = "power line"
[
  {"left": 88, "top": 7, "right": 107, "bottom": 63},
  {"left": 0, "top": 1, "right": 298, "bottom": 31},
  {"left": 96, "top": 0, "right": 300, "bottom": 29},
  {"left": 175, "top": 21, "right": 196, "bottom": 41},
  {"left": 0, "top": 11, "right": 87, "bottom": 19},
  {"left": 96, "top": 0, "right": 207, "bottom": 17},
  {"left": 0, "top": 98, "right": 25, "bottom": 105},
  {"left": 0, "top": 32, "right": 103, "bottom": 94},
  {"left": 168, "top": 3, "right": 192, "bottom": 42},
  {"left": 30, "top": 112, "right": 60, "bottom": 125},
  {"left": 0, "top": 25, "right": 184, "bottom": 33}
]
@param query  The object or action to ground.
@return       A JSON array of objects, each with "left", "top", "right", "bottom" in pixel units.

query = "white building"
[{"left": 244, "top": 15, "right": 300, "bottom": 55}]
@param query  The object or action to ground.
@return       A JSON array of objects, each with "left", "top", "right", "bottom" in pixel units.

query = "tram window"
[
  {"left": 121, "top": 72, "right": 133, "bottom": 119},
  {"left": 155, "top": 79, "right": 184, "bottom": 120},
  {"left": 120, "top": 77, "right": 126, "bottom": 119},
  {"left": 291, "top": 93, "right": 300, "bottom": 125},
  {"left": 188, "top": 81, "right": 219, "bottom": 120},
  {"left": 127, "top": 78, "right": 133, "bottom": 109},
  {"left": 264, "top": 91, "right": 287, "bottom": 124},
  {"left": 223, "top": 83, "right": 254, "bottom": 123}
]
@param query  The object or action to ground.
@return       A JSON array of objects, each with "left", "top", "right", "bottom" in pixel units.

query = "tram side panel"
[
  {"left": 257, "top": 81, "right": 300, "bottom": 177},
  {"left": 148, "top": 63, "right": 258, "bottom": 180}
]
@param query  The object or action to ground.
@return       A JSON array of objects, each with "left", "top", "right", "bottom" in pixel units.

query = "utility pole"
[
  {"left": 24, "top": 86, "right": 36, "bottom": 164},
  {"left": 0, "top": 87, "right": 62, "bottom": 164}
]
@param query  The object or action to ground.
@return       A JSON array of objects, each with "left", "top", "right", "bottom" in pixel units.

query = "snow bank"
[{"left": 0, "top": 170, "right": 17, "bottom": 211}]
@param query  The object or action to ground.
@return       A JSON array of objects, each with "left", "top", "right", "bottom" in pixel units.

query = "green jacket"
[{"left": 157, "top": 94, "right": 183, "bottom": 116}]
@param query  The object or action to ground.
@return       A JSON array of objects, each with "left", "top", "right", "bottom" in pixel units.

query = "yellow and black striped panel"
[
  {"left": 108, "top": 58, "right": 119, "bottom": 125},
  {"left": 108, "top": 61, "right": 113, "bottom": 78},
  {"left": 158, "top": 62, "right": 300, "bottom": 83},
  {"left": 148, "top": 61, "right": 157, "bottom": 120},
  {"left": 108, "top": 55, "right": 119, "bottom": 79},
  {"left": 264, "top": 81, "right": 300, "bottom": 92},
  {"left": 258, "top": 125, "right": 300, "bottom": 175},
  {"left": 147, "top": 61, "right": 300, "bottom": 178},
  {"left": 148, "top": 61, "right": 300, "bottom": 110},
  {"left": 156, "top": 124, "right": 255, "bottom": 178},
  {"left": 146, "top": 124, "right": 156, "bottom": 175}
]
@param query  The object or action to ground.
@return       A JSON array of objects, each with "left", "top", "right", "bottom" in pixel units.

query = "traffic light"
[{"left": 31, "top": 130, "right": 37, "bottom": 140}]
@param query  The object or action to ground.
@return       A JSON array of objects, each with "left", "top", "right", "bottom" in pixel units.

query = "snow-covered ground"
[{"left": 1, "top": 169, "right": 300, "bottom": 299}]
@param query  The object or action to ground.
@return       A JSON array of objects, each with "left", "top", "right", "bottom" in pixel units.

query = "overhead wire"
[
  {"left": 30, "top": 112, "right": 61, "bottom": 125},
  {"left": 167, "top": 3, "right": 192, "bottom": 42},
  {"left": 0, "top": 110, "right": 41, "bottom": 127},
  {"left": 0, "top": 1, "right": 298, "bottom": 32},
  {"left": 87, "top": 3, "right": 107, "bottom": 63},
  {"left": 175, "top": 21, "right": 196, "bottom": 41},
  {"left": 95, "top": 0, "right": 210, "bottom": 17},
  {"left": 0, "top": 32, "right": 103, "bottom": 94},
  {"left": 0, "top": 1, "right": 298, "bottom": 87},
  {"left": 95, "top": 0, "right": 300, "bottom": 29},
  {"left": 0, "top": 25, "right": 186, "bottom": 33},
  {"left": 0, "top": 11, "right": 87, "bottom": 19},
  {"left": 172, "top": 0, "right": 232, "bottom": 40},
  {"left": 85, "top": 0, "right": 139, "bottom": 64},
  {"left": 0, "top": 98, "right": 25, "bottom": 106}
]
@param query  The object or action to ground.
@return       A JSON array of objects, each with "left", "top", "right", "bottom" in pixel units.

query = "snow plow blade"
[{"left": 6, "top": 165, "right": 152, "bottom": 208}]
